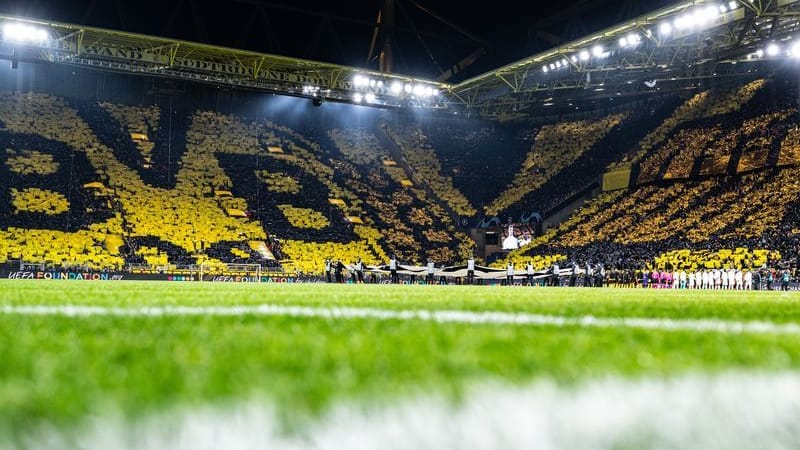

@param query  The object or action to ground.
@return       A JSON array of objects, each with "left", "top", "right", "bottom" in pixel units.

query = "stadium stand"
[
  {"left": 422, "top": 119, "right": 531, "bottom": 210},
  {"left": 485, "top": 113, "right": 627, "bottom": 216},
  {"left": 3, "top": 73, "right": 800, "bottom": 277},
  {"left": 0, "top": 92, "right": 483, "bottom": 274},
  {"left": 422, "top": 95, "right": 682, "bottom": 220},
  {"left": 326, "top": 127, "right": 474, "bottom": 264},
  {"left": 382, "top": 124, "right": 477, "bottom": 216}
]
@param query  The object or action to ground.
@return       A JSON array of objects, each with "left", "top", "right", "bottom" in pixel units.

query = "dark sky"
[{"left": 0, "top": 0, "right": 676, "bottom": 81}]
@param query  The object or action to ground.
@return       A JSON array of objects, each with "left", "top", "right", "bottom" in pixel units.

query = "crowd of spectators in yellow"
[
  {"left": 487, "top": 114, "right": 626, "bottom": 216},
  {"left": 385, "top": 126, "right": 477, "bottom": 216}
]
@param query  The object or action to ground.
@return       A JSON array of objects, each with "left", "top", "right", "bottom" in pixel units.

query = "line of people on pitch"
[
  {"left": 323, "top": 257, "right": 372, "bottom": 284},
  {"left": 636, "top": 268, "right": 792, "bottom": 291},
  {"left": 322, "top": 255, "right": 459, "bottom": 285},
  {"left": 502, "top": 261, "right": 608, "bottom": 287}
]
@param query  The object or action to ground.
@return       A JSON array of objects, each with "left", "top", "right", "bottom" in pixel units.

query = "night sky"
[{"left": 0, "top": 0, "right": 677, "bottom": 81}]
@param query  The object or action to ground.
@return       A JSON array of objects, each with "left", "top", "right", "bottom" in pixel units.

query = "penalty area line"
[{"left": 1, "top": 304, "right": 800, "bottom": 335}]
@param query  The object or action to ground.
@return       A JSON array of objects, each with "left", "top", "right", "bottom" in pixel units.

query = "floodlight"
[
  {"left": 365, "top": 92, "right": 376, "bottom": 103},
  {"left": 766, "top": 43, "right": 780, "bottom": 57},
  {"left": 542, "top": 66, "right": 549, "bottom": 73},
  {"left": 353, "top": 93, "right": 363, "bottom": 103},
  {"left": 660, "top": 22, "right": 673, "bottom": 35},
  {"left": 579, "top": 50, "right": 590, "bottom": 61},
  {"left": 390, "top": 81, "right": 403, "bottom": 94},
  {"left": 704, "top": 5, "right": 719, "bottom": 21},
  {"left": 2, "top": 23, "right": 49, "bottom": 44},
  {"left": 791, "top": 41, "right": 800, "bottom": 58},
  {"left": 591, "top": 45, "right": 606, "bottom": 58}
]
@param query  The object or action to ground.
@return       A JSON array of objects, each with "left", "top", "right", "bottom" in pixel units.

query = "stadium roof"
[
  {"left": 449, "top": 0, "right": 800, "bottom": 117},
  {"left": 0, "top": 15, "right": 448, "bottom": 109},
  {"left": 0, "top": 0, "right": 799, "bottom": 118}
]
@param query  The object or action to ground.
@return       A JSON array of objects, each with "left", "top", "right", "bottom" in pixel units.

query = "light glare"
[
  {"left": 2, "top": 23, "right": 49, "bottom": 44},
  {"left": 766, "top": 43, "right": 780, "bottom": 56}
]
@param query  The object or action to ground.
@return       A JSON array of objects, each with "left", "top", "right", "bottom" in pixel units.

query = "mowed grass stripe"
[
  {"left": 2, "top": 282, "right": 800, "bottom": 439},
  {"left": 4, "top": 304, "right": 800, "bottom": 335},
  {"left": 2, "top": 281, "right": 800, "bottom": 322}
]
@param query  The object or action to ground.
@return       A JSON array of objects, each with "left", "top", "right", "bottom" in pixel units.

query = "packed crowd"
[
  {"left": 637, "top": 80, "right": 795, "bottom": 183},
  {"left": 4, "top": 75, "right": 800, "bottom": 280},
  {"left": 384, "top": 125, "right": 477, "bottom": 216},
  {"left": 486, "top": 113, "right": 627, "bottom": 216}
]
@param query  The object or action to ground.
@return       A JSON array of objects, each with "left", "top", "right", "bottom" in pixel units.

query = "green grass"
[{"left": 1, "top": 281, "right": 799, "bottom": 439}]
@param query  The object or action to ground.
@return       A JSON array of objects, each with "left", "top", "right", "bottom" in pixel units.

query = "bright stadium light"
[
  {"left": 755, "top": 49, "right": 764, "bottom": 58},
  {"left": 626, "top": 33, "right": 640, "bottom": 47},
  {"left": 694, "top": 6, "right": 716, "bottom": 25},
  {"left": 660, "top": 22, "right": 672, "bottom": 36},
  {"left": 352, "top": 93, "right": 363, "bottom": 103},
  {"left": 2, "top": 23, "right": 49, "bottom": 44},
  {"left": 302, "top": 85, "right": 319, "bottom": 95},
  {"left": 353, "top": 75, "right": 369, "bottom": 88},
  {"left": 579, "top": 50, "right": 590, "bottom": 61},
  {"left": 766, "top": 43, "right": 780, "bottom": 57},
  {"left": 592, "top": 45, "right": 607, "bottom": 58},
  {"left": 729, "top": 1, "right": 738, "bottom": 10},
  {"left": 791, "top": 41, "right": 800, "bottom": 58},
  {"left": 390, "top": 81, "right": 403, "bottom": 94},
  {"left": 364, "top": 92, "right": 376, "bottom": 103},
  {"left": 404, "top": 83, "right": 412, "bottom": 94},
  {"left": 412, "top": 84, "right": 426, "bottom": 96}
]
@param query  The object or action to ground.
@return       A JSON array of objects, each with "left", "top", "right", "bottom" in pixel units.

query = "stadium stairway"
[
  {"left": 540, "top": 182, "right": 600, "bottom": 232},
  {"left": 147, "top": 100, "right": 190, "bottom": 189}
]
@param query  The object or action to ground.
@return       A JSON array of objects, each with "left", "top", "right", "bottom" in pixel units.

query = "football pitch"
[{"left": 2, "top": 281, "right": 800, "bottom": 449}]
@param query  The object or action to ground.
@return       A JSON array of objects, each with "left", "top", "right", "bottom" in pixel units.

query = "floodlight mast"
[{"left": 379, "top": 0, "right": 395, "bottom": 74}]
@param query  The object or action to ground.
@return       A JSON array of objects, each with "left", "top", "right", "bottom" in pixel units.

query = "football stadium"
[{"left": 2, "top": 0, "right": 800, "bottom": 448}]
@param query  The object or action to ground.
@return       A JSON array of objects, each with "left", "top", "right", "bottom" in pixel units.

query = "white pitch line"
[{"left": 2, "top": 304, "right": 800, "bottom": 335}]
